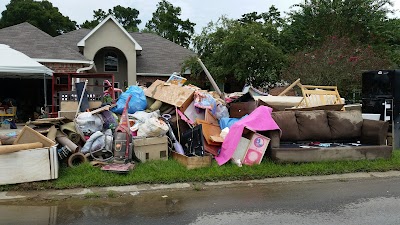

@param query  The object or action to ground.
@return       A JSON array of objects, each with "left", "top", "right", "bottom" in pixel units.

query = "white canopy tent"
[
  {"left": 0, "top": 44, "right": 53, "bottom": 107},
  {"left": 0, "top": 44, "right": 53, "bottom": 77}
]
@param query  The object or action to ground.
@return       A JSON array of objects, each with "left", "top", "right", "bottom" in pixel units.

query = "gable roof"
[
  {"left": 77, "top": 15, "right": 142, "bottom": 51},
  {"left": 0, "top": 22, "right": 90, "bottom": 62},
  {"left": 131, "top": 32, "right": 196, "bottom": 75},
  {"left": 56, "top": 29, "right": 196, "bottom": 75}
]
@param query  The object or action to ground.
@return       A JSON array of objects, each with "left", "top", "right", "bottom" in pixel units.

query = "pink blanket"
[{"left": 215, "top": 106, "right": 280, "bottom": 165}]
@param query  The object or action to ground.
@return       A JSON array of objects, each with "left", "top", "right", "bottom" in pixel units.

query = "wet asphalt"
[{"left": 1, "top": 175, "right": 400, "bottom": 225}]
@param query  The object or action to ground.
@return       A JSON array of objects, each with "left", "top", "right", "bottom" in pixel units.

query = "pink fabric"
[{"left": 215, "top": 106, "right": 280, "bottom": 165}]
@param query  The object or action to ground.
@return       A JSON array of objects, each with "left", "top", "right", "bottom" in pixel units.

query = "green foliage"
[
  {"left": 145, "top": 0, "right": 195, "bottom": 48},
  {"left": 81, "top": 5, "right": 141, "bottom": 32},
  {"left": 190, "top": 9, "right": 287, "bottom": 87},
  {"left": 281, "top": 0, "right": 395, "bottom": 53},
  {"left": 281, "top": 36, "right": 394, "bottom": 98},
  {"left": 0, "top": 0, "right": 77, "bottom": 36}
]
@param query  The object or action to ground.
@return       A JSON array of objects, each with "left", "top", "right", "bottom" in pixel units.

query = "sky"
[{"left": 1, "top": 0, "right": 400, "bottom": 34}]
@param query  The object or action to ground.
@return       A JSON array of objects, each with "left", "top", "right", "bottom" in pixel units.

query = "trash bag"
[
  {"left": 215, "top": 104, "right": 229, "bottom": 119},
  {"left": 75, "top": 112, "right": 103, "bottom": 135},
  {"left": 112, "top": 85, "right": 147, "bottom": 114},
  {"left": 137, "top": 117, "right": 169, "bottom": 137},
  {"left": 81, "top": 131, "right": 105, "bottom": 154}
]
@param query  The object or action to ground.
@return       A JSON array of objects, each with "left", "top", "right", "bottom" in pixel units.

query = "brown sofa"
[{"left": 264, "top": 110, "right": 392, "bottom": 162}]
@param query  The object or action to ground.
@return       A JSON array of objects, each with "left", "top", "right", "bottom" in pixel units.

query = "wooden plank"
[
  {"left": 0, "top": 148, "right": 52, "bottom": 185},
  {"left": 278, "top": 78, "right": 301, "bottom": 96},
  {"left": 14, "top": 126, "right": 56, "bottom": 148},
  {"left": 60, "top": 101, "right": 102, "bottom": 111}
]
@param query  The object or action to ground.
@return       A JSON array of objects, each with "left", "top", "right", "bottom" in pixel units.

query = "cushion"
[
  {"left": 295, "top": 110, "right": 331, "bottom": 141},
  {"left": 327, "top": 110, "right": 363, "bottom": 141},
  {"left": 271, "top": 111, "right": 300, "bottom": 141}
]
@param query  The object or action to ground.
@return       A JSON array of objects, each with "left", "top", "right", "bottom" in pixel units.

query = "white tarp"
[{"left": 0, "top": 44, "right": 53, "bottom": 78}]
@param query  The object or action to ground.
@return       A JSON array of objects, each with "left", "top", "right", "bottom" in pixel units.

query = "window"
[{"left": 104, "top": 51, "right": 118, "bottom": 72}]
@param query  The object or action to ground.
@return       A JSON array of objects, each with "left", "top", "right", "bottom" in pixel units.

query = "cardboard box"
[
  {"left": 144, "top": 79, "right": 194, "bottom": 112},
  {"left": 0, "top": 145, "right": 58, "bottom": 185},
  {"left": 172, "top": 151, "right": 212, "bottom": 169},
  {"left": 133, "top": 136, "right": 168, "bottom": 162},
  {"left": 232, "top": 128, "right": 270, "bottom": 165}
]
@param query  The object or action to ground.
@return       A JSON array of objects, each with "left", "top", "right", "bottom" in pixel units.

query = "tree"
[
  {"left": 145, "top": 0, "right": 195, "bottom": 48},
  {"left": 81, "top": 5, "right": 141, "bottom": 32},
  {"left": 281, "top": 36, "right": 394, "bottom": 99},
  {"left": 281, "top": 0, "right": 395, "bottom": 53},
  {"left": 185, "top": 14, "right": 287, "bottom": 87},
  {"left": 0, "top": 0, "right": 77, "bottom": 36}
]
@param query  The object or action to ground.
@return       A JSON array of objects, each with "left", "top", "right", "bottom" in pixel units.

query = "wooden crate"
[
  {"left": 0, "top": 145, "right": 58, "bottom": 185},
  {"left": 172, "top": 151, "right": 212, "bottom": 169}
]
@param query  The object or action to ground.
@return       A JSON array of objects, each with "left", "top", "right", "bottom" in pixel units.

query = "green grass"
[{"left": 2, "top": 151, "right": 400, "bottom": 191}]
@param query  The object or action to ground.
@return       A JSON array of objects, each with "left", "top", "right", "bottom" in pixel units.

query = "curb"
[{"left": 1, "top": 171, "right": 400, "bottom": 201}]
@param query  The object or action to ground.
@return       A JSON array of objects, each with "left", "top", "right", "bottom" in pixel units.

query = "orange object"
[{"left": 196, "top": 119, "right": 222, "bottom": 146}]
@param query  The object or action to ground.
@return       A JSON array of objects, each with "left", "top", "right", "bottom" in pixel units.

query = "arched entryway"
[{"left": 93, "top": 47, "right": 128, "bottom": 93}]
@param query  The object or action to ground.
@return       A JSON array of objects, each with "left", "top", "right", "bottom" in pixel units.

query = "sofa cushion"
[
  {"left": 295, "top": 110, "right": 331, "bottom": 141},
  {"left": 327, "top": 110, "right": 363, "bottom": 141},
  {"left": 271, "top": 111, "right": 300, "bottom": 142}
]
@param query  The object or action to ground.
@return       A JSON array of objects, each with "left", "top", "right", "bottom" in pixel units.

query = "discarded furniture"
[
  {"left": 265, "top": 110, "right": 392, "bottom": 162},
  {"left": 133, "top": 136, "right": 168, "bottom": 162},
  {"left": 253, "top": 96, "right": 303, "bottom": 111},
  {"left": 0, "top": 126, "right": 58, "bottom": 185},
  {"left": 51, "top": 72, "right": 115, "bottom": 117},
  {"left": 296, "top": 85, "right": 344, "bottom": 110},
  {"left": 172, "top": 151, "right": 212, "bottom": 169}
]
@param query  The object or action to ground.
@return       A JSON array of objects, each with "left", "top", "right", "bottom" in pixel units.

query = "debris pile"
[{"left": 0, "top": 71, "right": 358, "bottom": 185}]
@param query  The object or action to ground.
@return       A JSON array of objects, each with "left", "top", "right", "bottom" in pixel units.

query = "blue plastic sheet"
[
  {"left": 111, "top": 86, "right": 147, "bottom": 114},
  {"left": 219, "top": 115, "right": 248, "bottom": 129}
]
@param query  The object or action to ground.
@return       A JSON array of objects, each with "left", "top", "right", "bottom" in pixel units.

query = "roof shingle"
[{"left": 0, "top": 22, "right": 89, "bottom": 61}]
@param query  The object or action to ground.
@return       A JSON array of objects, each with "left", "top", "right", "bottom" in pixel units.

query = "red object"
[
  {"left": 115, "top": 95, "right": 132, "bottom": 159},
  {"left": 51, "top": 73, "right": 115, "bottom": 117}
]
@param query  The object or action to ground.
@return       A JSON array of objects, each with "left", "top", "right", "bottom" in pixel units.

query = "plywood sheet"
[
  {"left": 145, "top": 80, "right": 194, "bottom": 111},
  {"left": 14, "top": 126, "right": 56, "bottom": 148},
  {"left": 60, "top": 101, "right": 102, "bottom": 111}
]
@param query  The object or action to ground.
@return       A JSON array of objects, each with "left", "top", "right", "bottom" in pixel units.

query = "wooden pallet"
[{"left": 297, "top": 85, "right": 344, "bottom": 110}]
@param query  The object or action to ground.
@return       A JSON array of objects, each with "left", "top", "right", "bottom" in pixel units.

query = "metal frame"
[{"left": 51, "top": 73, "right": 115, "bottom": 117}]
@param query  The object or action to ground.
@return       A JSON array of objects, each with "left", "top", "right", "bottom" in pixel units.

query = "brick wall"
[{"left": 42, "top": 62, "right": 86, "bottom": 73}]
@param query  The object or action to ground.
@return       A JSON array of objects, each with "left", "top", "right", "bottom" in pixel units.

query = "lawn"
[{"left": 2, "top": 150, "right": 400, "bottom": 191}]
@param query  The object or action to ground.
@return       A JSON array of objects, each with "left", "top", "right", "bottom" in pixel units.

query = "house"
[{"left": 0, "top": 15, "right": 196, "bottom": 120}]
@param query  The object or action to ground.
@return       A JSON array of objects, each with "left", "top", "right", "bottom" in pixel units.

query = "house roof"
[
  {"left": 0, "top": 22, "right": 90, "bottom": 62},
  {"left": 131, "top": 32, "right": 196, "bottom": 75},
  {"left": 77, "top": 15, "right": 142, "bottom": 51},
  {"left": 56, "top": 29, "right": 196, "bottom": 75},
  {"left": 0, "top": 22, "right": 196, "bottom": 75}
]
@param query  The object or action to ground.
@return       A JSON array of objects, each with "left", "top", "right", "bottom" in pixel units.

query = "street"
[{"left": 1, "top": 177, "right": 400, "bottom": 225}]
